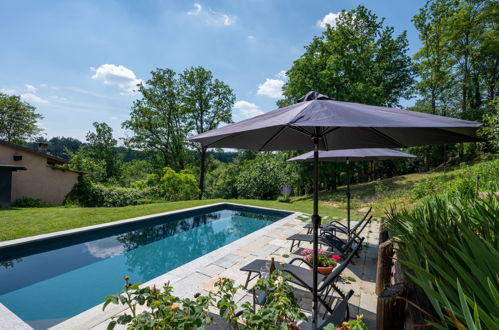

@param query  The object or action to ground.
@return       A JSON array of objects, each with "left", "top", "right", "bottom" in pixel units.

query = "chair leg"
[{"left": 244, "top": 272, "right": 252, "bottom": 289}]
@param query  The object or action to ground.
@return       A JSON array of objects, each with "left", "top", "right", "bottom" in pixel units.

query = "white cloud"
[
  {"left": 317, "top": 12, "right": 340, "bottom": 29},
  {"left": 1, "top": 88, "right": 16, "bottom": 95},
  {"left": 247, "top": 35, "right": 255, "bottom": 40},
  {"left": 234, "top": 100, "right": 263, "bottom": 119},
  {"left": 21, "top": 93, "right": 50, "bottom": 104},
  {"left": 25, "top": 84, "right": 37, "bottom": 93},
  {"left": 91, "top": 64, "right": 142, "bottom": 93},
  {"left": 50, "top": 95, "right": 67, "bottom": 101},
  {"left": 257, "top": 78, "right": 285, "bottom": 99},
  {"left": 187, "top": 2, "right": 202, "bottom": 15},
  {"left": 187, "top": 2, "right": 236, "bottom": 26},
  {"left": 276, "top": 70, "right": 287, "bottom": 80},
  {"left": 85, "top": 239, "right": 125, "bottom": 259}
]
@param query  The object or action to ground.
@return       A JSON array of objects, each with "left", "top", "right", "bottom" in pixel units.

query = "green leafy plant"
[
  {"left": 104, "top": 271, "right": 306, "bottom": 329},
  {"left": 240, "top": 270, "right": 307, "bottom": 328},
  {"left": 323, "top": 314, "right": 368, "bottom": 330},
  {"left": 387, "top": 194, "right": 499, "bottom": 329},
  {"left": 373, "top": 179, "right": 389, "bottom": 196},
  {"left": 300, "top": 248, "right": 341, "bottom": 267},
  {"left": 12, "top": 197, "right": 52, "bottom": 208},
  {"left": 104, "top": 276, "right": 213, "bottom": 329},
  {"left": 132, "top": 167, "right": 200, "bottom": 201},
  {"left": 65, "top": 177, "right": 144, "bottom": 207}
]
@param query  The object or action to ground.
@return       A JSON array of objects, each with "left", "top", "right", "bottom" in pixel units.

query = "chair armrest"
[{"left": 289, "top": 257, "right": 313, "bottom": 268}]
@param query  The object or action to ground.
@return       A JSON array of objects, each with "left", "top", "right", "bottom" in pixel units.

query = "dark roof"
[
  {"left": 47, "top": 165, "right": 88, "bottom": 175},
  {"left": 0, "top": 140, "right": 67, "bottom": 165},
  {"left": 0, "top": 164, "right": 27, "bottom": 171}
]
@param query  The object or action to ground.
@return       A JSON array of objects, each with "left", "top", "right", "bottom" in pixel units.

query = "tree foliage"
[
  {"left": 86, "top": 122, "right": 121, "bottom": 180},
  {"left": 280, "top": 5, "right": 414, "bottom": 107},
  {"left": 0, "top": 93, "right": 43, "bottom": 143},
  {"left": 122, "top": 68, "right": 189, "bottom": 171},
  {"left": 235, "top": 153, "right": 294, "bottom": 200},
  {"left": 179, "top": 66, "right": 235, "bottom": 197},
  {"left": 414, "top": 0, "right": 498, "bottom": 156}
]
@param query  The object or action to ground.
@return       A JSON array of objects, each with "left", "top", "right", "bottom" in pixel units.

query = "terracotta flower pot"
[{"left": 317, "top": 264, "right": 336, "bottom": 275}]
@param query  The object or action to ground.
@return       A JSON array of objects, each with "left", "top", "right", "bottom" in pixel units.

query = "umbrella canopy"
[
  {"left": 286, "top": 148, "right": 417, "bottom": 162},
  {"left": 189, "top": 91, "right": 483, "bottom": 151},
  {"left": 188, "top": 91, "right": 483, "bottom": 328},
  {"left": 287, "top": 148, "right": 417, "bottom": 236}
]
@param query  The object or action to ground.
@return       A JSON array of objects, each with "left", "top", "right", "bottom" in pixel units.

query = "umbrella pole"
[
  {"left": 311, "top": 135, "right": 321, "bottom": 328},
  {"left": 347, "top": 158, "right": 351, "bottom": 238}
]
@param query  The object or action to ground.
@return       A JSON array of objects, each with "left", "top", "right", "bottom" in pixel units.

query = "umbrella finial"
[{"left": 298, "top": 91, "right": 334, "bottom": 102}]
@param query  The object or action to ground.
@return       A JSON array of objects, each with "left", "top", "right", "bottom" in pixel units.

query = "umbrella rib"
[
  {"left": 369, "top": 128, "right": 407, "bottom": 148},
  {"left": 258, "top": 126, "right": 287, "bottom": 151},
  {"left": 287, "top": 125, "right": 313, "bottom": 137},
  {"left": 321, "top": 127, "right": 340, "bottom": 137},
  {"left": 203, "top": 132, "right": 245, "bottom": 148},
  {"left": 320, "top": 127, "right": 341, "bottom": 150}
]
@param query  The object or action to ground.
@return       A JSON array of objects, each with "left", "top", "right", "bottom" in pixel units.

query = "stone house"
[{"left": 0, "top": 140, "right": 83, "bottom": 206}]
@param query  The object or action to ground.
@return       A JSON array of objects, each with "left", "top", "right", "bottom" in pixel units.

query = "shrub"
[
  {"left": 132, "top": 167, "right": 200, "bottom": 201},
  {"left": 204, "top": 161, "right": 239, "bottom": 199},
  {"left": 65, "top": 176, "right": 144, "bottom": 207},
  {"left": 12, "top": 197, "right": 52, "bottom": 208},
  {"left": 387, "top": 194, "right": 499, "bottom": 329},
  {"left": 160, "top": 168, "right": 200, "bottom": 201},
  {"left": 236, "top": 154, "right": 291, "bottom": 200},
  {"left": 104, "top": 271, "right": 306, "bottom": 329}
]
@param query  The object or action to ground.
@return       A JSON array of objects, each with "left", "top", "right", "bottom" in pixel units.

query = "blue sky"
[{"left": 0, "top": 0, "right": 423, "bottom": 142}]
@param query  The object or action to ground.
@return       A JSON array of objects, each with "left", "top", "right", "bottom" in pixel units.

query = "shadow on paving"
[{"left": 345, "top": 241, "right": 378, "bottom": 283}]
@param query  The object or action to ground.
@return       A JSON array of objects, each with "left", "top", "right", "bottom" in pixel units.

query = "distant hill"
[{"left": 25, "top": 137, "right": 238, "bottom": 163}]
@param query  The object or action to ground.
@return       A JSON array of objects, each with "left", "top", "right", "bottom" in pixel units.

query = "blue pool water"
[{"left": 0, "top": 205, "right": 288, "bottom": 329}]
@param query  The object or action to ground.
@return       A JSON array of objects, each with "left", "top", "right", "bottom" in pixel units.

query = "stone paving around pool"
[{"left": 86, "top": 213, "right": 380, "bottom": 330}]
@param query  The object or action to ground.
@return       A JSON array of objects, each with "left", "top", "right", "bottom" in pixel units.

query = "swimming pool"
[{"left": 0, "top": 204, "right": 291, "bottom": 329}]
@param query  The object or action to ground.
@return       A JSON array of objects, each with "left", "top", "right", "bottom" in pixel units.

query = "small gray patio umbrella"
[
  {"left": 188, "top": 91, "right": 483, "bottom": 327},
  {"left": 287, "top": 148, "right": 416, "bottom": 237}
]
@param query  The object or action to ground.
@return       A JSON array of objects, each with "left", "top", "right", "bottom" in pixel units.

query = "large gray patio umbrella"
[
  {"left": 188, "top": 91, "right": 483, "bottom": 327},
  {"left": 287, "top": 148, "right": 416, "bottom": 237}
]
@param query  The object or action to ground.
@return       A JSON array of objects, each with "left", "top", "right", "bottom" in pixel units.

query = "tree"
[
  {"left": 0, "top": 93, "right": 43, "bottom": 143},
  {"left": 86, "top": 122, "right": 121, "bottom": 180},
  {"left": 413, "top": 0, "right": 498, "bottom": 160},
  {"left": 413, "top": 0, "right": 455, "bottom": 115},
  {"left": 179, "top": 67, "right": 235, "bottom": 198},
  {"left": 122, "top": 69, "right": 189, "bottom": 171},
  {"left": 236, "top": 153, "right": 294, "bottom": 200},
  {"left": 279, "top": 6, "right": 414, "bottom": 107}
]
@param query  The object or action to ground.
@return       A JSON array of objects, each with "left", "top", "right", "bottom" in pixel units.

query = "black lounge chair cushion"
[
  {"left": 318, "top": 290, "right": 355, "bottom": 329},
  {"left": 287, "top": 234, "right": 345, "bottom": 250},
  {"left": 240, "top": 259, "right": 326, "bottom": 289}
]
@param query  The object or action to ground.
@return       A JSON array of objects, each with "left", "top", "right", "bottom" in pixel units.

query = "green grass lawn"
[
  {"left": 0, "top": 198, "right": 352, "bottom": 242},
  {"left": 1, "top": 157, "right": 495, "bottom": 242}
]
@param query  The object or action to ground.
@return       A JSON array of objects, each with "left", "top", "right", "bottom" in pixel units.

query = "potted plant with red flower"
[{"left": 300, "top": 249, "right": 341, "bottom": 275}]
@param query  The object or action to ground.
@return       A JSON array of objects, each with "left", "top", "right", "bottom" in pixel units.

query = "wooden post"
[
  {"left": 376, "top": 239, "right": 394, "bottom": 294},
  {"left": 379, "top": 230, "right": 389, "bottom": 244},
  {"left": 379, "top": 218, "right": 389, "bottom": 243},
  {"left": 377, "top": 283, "right": 406, "bottom": 330}
]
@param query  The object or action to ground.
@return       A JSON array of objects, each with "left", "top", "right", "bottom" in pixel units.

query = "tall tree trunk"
[
  {"left": 198, "top": 147, "right": 207, "bottom": 199},
  {"left": 331, "top": 165, "right": 337, "bottom": 191}
]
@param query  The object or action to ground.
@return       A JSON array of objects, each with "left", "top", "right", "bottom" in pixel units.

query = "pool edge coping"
[{"left": 0, "top": 202, "right": 300, "bottom": 330}]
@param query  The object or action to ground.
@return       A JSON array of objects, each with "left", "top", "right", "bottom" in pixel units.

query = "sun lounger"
[
  {"left": 287, "top": 216, "right": 371, "bottom": 253},
  {"left": 244, "top": 238, "right": 363, "bottom": 317},
  {"left": 303, "top": 207, "right": 371, "bottom": 235}
]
